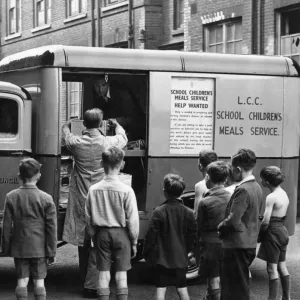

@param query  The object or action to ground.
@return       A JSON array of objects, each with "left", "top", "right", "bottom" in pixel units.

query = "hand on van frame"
[
  {"left": 108, "top": 118, "right": 119, "bottom": 127},
  {"left": 62, "top": 120, "right": 72, "bottom": 134}
]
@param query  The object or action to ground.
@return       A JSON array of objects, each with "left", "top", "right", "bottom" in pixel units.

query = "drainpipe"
[
  {"left": 91, "top": 0, "right": 95, "bottom": 47},
  {"left": 128, "top": 0, "right": 134, "bottom": 48},
  {"left": 96, "top": 0, "right": 101, "bottom": 47},
  {"left": 260, "top": 0, "right": 265, "bottom": 54}
]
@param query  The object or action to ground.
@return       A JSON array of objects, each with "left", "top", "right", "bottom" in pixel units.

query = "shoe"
[{"left": 83, "top": 288, "right": 98, "bottom": 299}]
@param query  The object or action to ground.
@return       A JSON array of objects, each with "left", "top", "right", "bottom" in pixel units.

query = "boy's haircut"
[
  {"left": 19, "top": 158, "right": 41, "bottom": 181},
  {"left": 260, "top": 166, "right": 285, "bottom": 187},
  {"left": 231, "top": 148, "right": 256, "bottom": 171},
  {"left": 102, "top": 146, "right": 125, "bottom": 168},
  {"left": 207, "top": 161, "right": 229, "bottom": 184},
  {"left": 199, "top": 149, "right": 218, "bottom": 169},
  {"left": 163, "top": 174, "right": 185, "bottom": 197},
  {"left": 83, "top": 108, "right": 103, "bottom": 129}
]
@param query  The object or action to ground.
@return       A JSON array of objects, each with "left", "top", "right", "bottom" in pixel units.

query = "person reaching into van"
[
  {"left": 258, "top": 166, "right": 291, "bottom": 300},
  {"left": 61, "top": 108, "right": 128, "bottom": 298},
  {"left": 2, "top": 158, "right": 57, "bottom": 300},
  {"left": 194, "top": 149, "right": 218, "bottom": 219},
  {"left": 143, "top": 174, "right": 197, "bottom": 300}
]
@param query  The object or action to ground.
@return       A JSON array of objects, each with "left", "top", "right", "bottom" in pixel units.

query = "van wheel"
[{"left": 186, "top": 251, "right": 200, "bottom": 284}]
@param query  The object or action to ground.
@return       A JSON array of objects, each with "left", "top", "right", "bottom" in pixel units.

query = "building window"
[
  {"left": 205, "top": 20, "right": 242, "bottom": 54},
  {"left": 7, "top": 0, "right": 21, "bottom": 35},
  {"left": 174, "top": 0, "right": 184, "bottom": 30},
  {"left": 35, "top": 0, "right": 51, "bottom": 27},
  {"left": 277, "top": 8, "right": 300, "bottom": 64},
  {"left": 68, "top": 82, "right": 82, "bottom": 119},
  {"left": 66, "top": 0, "right": 87, "bottom": 17},
  {"left": 0, "top": 98, "right": 18, "bottom": 138}
]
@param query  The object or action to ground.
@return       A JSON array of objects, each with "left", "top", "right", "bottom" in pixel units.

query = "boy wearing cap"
[
  {"left": 2, "top": 158, "right": 57, "bottom": 300},
  {"left": 85, "top": 146, "right": 139, "bottom": 300},
  {"left": 143, "top": 174, "right": 197, "bottom": 300},
  {"left": 258, "top": 166, "right": 291, "bottom": 300},
  {"left": 197, "top": 161, "right": 231, "bottom": 300}
]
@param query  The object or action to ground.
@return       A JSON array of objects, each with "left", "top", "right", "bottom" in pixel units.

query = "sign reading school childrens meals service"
[
  {"left": 170, "top": 77, "right": 214, "bottom": 154},
  {"left": 214, "top": 76, "right": 283, "bottom": 157}
]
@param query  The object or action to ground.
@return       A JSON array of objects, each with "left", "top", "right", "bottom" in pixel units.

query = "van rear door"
[{"left": 0, "top": 83, "right": 32, "bottom": 230}]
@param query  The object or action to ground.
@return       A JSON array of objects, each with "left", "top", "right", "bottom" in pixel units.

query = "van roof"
[
  {"left": 0, "top": 80, "right": 30, "bottom": 100},
  {"left": 0, "top": 44, "right": 299, "bottom": 77}
]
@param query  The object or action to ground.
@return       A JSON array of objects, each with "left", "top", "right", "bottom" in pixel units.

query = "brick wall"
[
  {"left": 1, "top": 0, "right": 93, "bottom": 58},
  {"left": 185, "top": 0, "right": 246, "bottom": 52}
]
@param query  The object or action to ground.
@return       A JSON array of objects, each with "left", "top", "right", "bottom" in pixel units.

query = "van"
[{"left": 0, "top": 45, "right": 299, "bottom": 280}]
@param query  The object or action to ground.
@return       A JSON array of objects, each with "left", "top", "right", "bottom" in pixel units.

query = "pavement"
[{"left": 0, "top": 221, "right": 299, "bottom": 299}]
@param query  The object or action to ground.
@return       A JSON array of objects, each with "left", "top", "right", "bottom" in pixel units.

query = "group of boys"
[
  {"left": 1, "top": 108, "right": 139, "bottom": 300},
  {"left": 1, "top": 118, "right": 292, "bottom": 300},
  {"left": 143, "top": 148, "right": 292, "bottom": 300},
  {"left": 1, "top": 145, "right": 138, "bottom": 300}
]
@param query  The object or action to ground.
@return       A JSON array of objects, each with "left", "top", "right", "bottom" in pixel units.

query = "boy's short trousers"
[
  {"left": 154, "top": 264, "right": 187, "bottom": 288},
  {"left": 95, "top": 227, "right": 131, "bottom": 271},
  {"left": 198, "top": 242, "right": 222, "bottom": 279},
  {"left": 14, "top": 258, "right": 47, "bottom": 279},
  {"left": 257, "top": 222, "right": 289, "bottom": 264}
]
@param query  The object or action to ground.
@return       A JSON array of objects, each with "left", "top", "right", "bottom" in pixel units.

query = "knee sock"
[
  {"left": 209, "top": 289, "right": 221, "bottom": 300},
  {"left": 281, "top": 275, "right": 291, "bottom": 300},
  {"left": 15, "top": 287, "right": 28, "bottom": 300},
  {"left": 116, "top": 288, "right": 128, "bottom": 300},
  {"left": 97, "top": 288, "right": 110, "bottom": 300},
  {"left": 33, "top": 287, "right": 46, "bottom": 300},
  {"left": 268, "top": 278, "right": 279, "bottom": 300}
]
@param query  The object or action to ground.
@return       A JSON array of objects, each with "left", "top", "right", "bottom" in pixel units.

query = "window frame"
[
  {"left": 66, "top": 0, "right": 87, "bottom": 18},
  {"left": 0, "top": 92, "right": 23, "bottom": 143},
  {"left": 276, "top": 7, "right": 300, "bottom": 63},
  {"left": 173, "top": 0, "right": 184, "bottom": 30},
  {"left": 7, "top": 0, "right": 21, "bottom": 36},
  {"left": 34, "top": 0, "right": 51, "bottom": 28},
  {"left": 67, "top": 82, "right": 83, "bottom": 119},
  {"left": 204, "top": 19, "right": 242, "bottom": 54}
]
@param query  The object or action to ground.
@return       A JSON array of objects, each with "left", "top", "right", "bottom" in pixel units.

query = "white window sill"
[
  {"left": 31, "top": 24, "right": 51, "bottom": 33},
  {"left": 4, "top": 32, "right": 22, "bottom": 41},
  {"left": 64, "top": 12, "right": 87, "bottom": 24},
  {"left": 102, "top": 1, "right": 129, "bottom": 13},
  {"left": 172, "top": 27, "right": 184, "bottom": 36}
]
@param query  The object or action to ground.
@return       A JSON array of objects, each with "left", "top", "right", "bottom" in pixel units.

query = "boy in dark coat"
[
  {"left": 2, "top": 158, "right": 57, "bottom": 300},
  {"left": 197, "top": 161, "right": 231, "bottom": 300},
  {"left": 217, "top": 149, "right": 264, "bottom": 300},
  {"left": 143, "top": 174, "right": 197, "bottom": 300}
]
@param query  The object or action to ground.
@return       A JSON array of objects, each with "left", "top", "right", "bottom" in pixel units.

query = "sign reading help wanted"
[{"left": 170, "top": 77, "right": 215, "bottom": 154}]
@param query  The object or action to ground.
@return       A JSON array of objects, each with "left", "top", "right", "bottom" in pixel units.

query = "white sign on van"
[
  {"left": 170, "top": 77, "right": 214, "bottom": 154},
  {"left": 214, "top": 76, "right": 283, "bottom": 157}
]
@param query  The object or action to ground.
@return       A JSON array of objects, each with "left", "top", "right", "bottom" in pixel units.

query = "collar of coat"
[{"left": 82, "top": 128, "right": 105, "bottom": 137}]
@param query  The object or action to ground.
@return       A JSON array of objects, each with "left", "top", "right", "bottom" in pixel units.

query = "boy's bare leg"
[
  {"left": 278, "top": 261, "right": 291, "bottom": 300},
  {"left": 33, "top": 279, "right": 46, "bottom": 300},
  {"left": 206, "top": 277, "right": 220, "bottom": 300},
  {"left": 115, "top": 271, "right": 128, "bottom": 300},
  {"left": 176, "top": 287, "right": 190, "bottom": 300},
  {"left": 98, "top": 271, "right": 110, "bottom": 300},
  {"left": 267, "top": 263, "right": 279, "bottom": 300},
  {"left": 15, "top": 278, "right": 29, "bottom": 300},
  {"left": 156, "top": 287, "right": 167, "bottom": 300}
]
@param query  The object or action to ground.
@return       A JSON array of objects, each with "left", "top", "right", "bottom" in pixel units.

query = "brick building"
[{"left": 185, "top": 0, "right": 300, "bottom": 63}]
